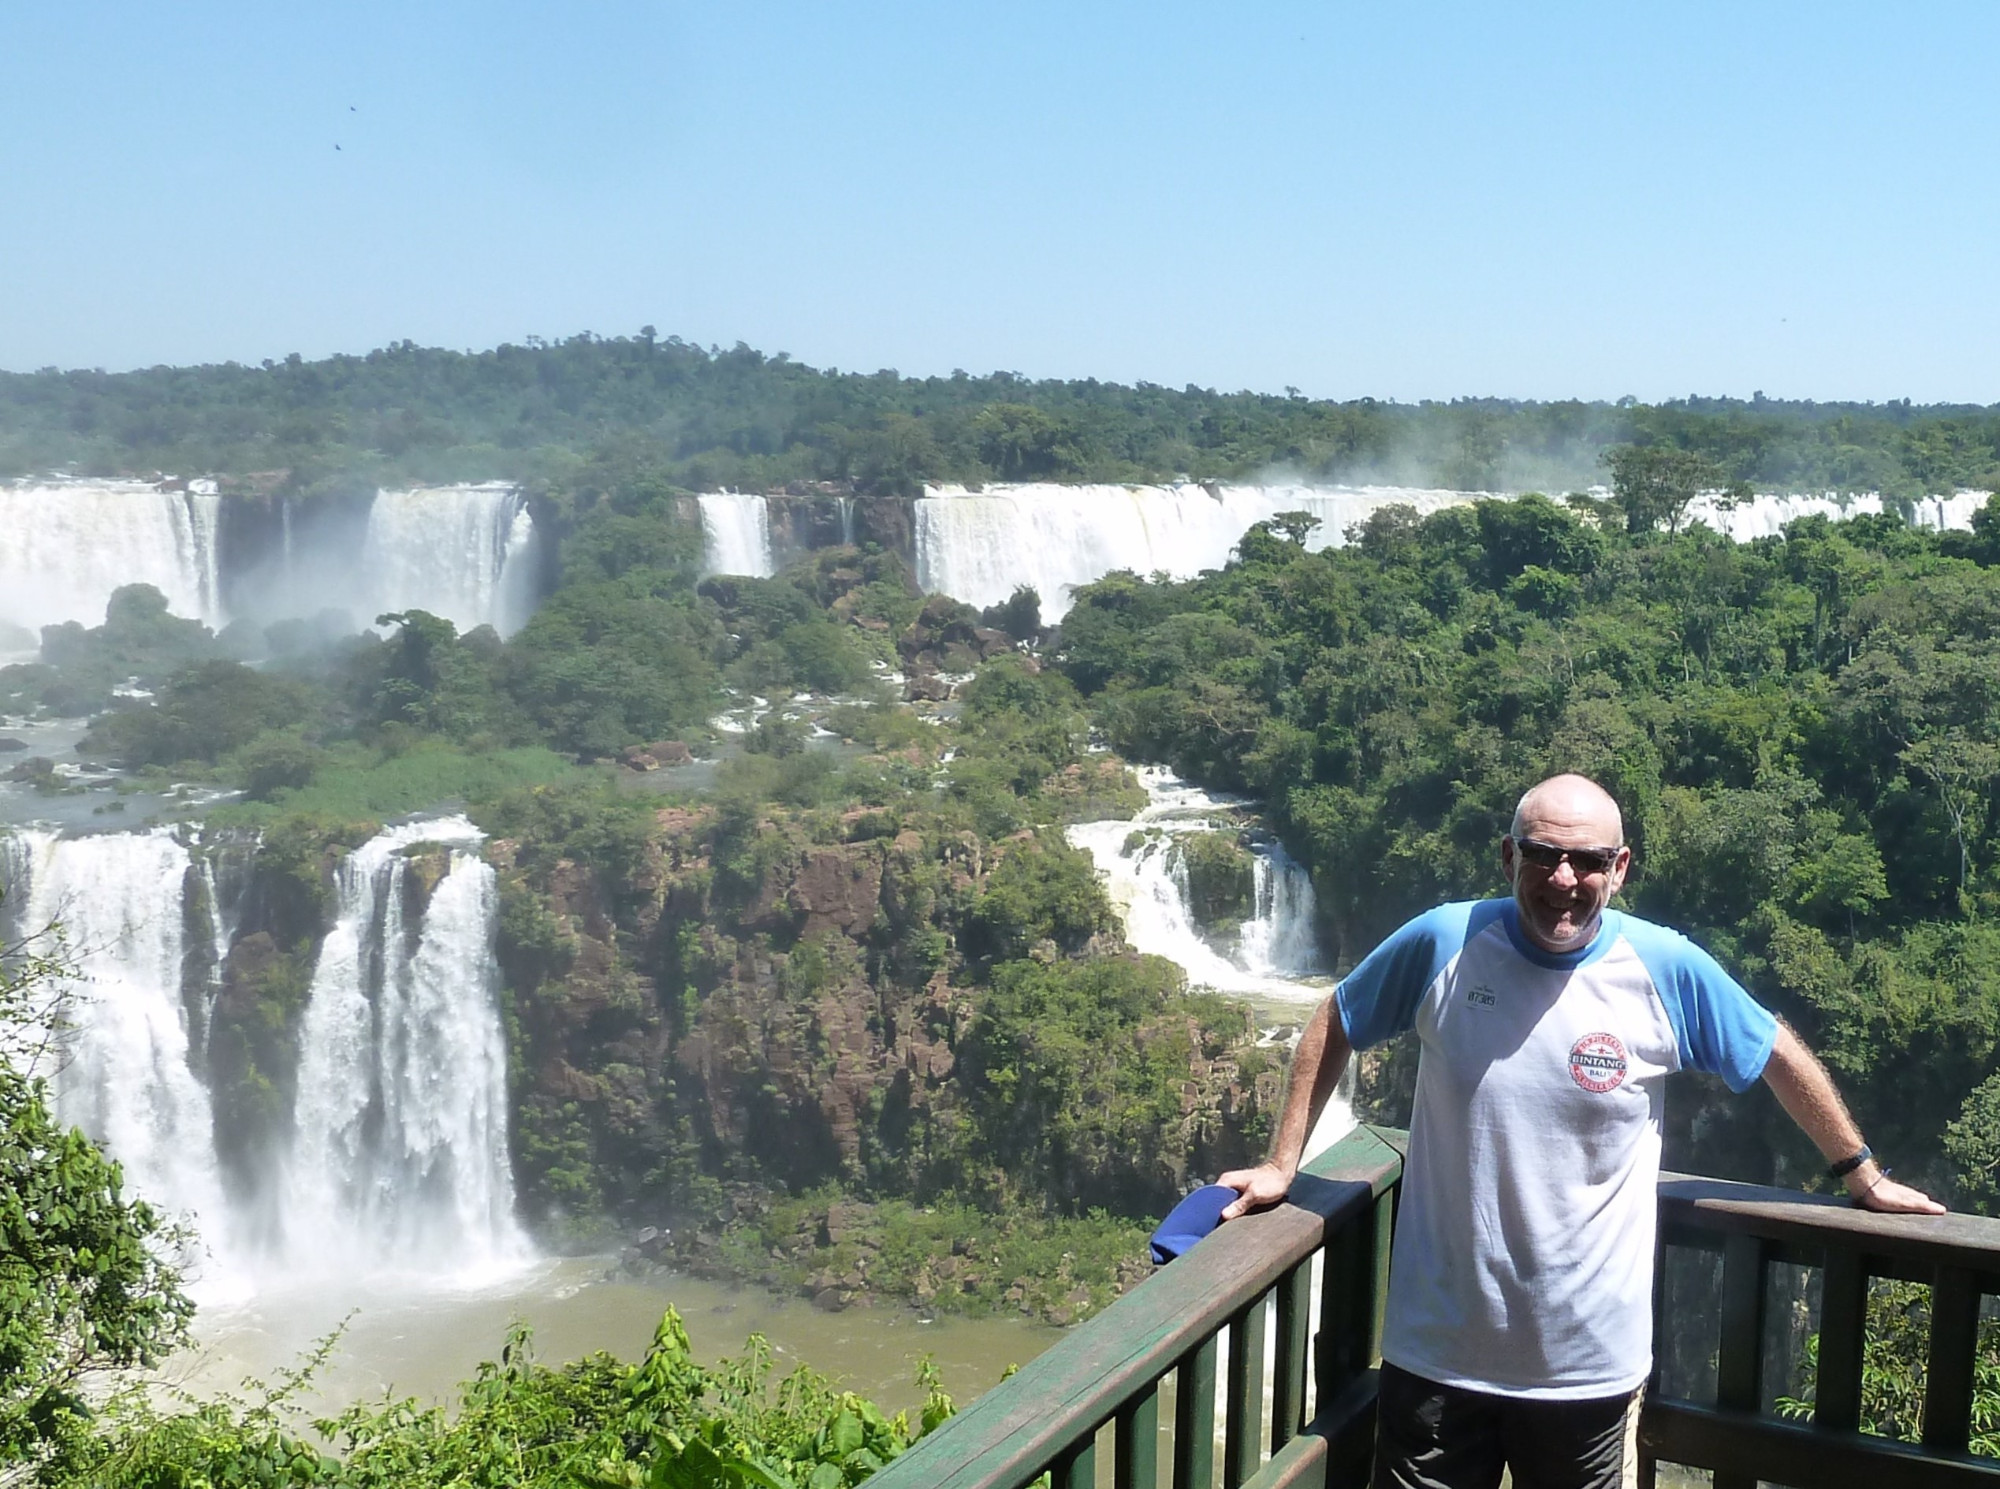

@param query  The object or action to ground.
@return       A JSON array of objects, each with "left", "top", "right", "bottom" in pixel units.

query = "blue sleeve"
[
  {"left": 1619, "top": 915, "right": 1778, "bottom": 1092},
  {"left": 1338, "top": 901, "right": 1498, "bottom": 1049}
]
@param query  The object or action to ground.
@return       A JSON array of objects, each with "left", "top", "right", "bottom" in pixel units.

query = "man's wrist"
[{"left": 1842, "top": 1157, "right": 1886, "bottom": 1197}]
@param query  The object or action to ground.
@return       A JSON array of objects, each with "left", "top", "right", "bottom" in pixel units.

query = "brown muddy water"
[{"left": 162, "top": 1255, "right": 1064, "bottom": 1420}]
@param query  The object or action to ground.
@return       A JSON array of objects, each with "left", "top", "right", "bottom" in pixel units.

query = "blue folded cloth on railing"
[{"left": 1149, "top": 1184, "right": 1237, "bottom": 1264}]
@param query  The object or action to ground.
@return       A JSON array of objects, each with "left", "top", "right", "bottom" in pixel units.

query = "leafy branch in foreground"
[
  {"left": 65, "top": 1309, "right": 955, "bottom": 1488},
  {"left": 0, "top": 922, "right": 195, "bottom": 1474}
]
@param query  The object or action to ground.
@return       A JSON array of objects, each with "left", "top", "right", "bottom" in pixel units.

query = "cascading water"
[
  {"left": 914, "top": 482, "right": 1482, "bottom": 618},
  {"left": 1068, "top": 769, "right": 1330, "bottom": 1007},
  {"left": 0, "top": 479, "right": 225, "bottom": 633},
  {"left": 1681, "top": 488, "right": 1986, "bottom": 540},
  {"left": 0, "top": 827, "right": 235, "bottom": 1259},
  {"left": 1239, "top": 841, "right": 1325, "bottom": 980},
  {"left": 282, "top": 816, "right": 525, "bottom": 1276},
  {"left": 698, "top": 492, "right": 776, "bottom": 577},
  {"left": 910, "top": 481, "right": 1996, "bottom": 619},
  {"left": 1067, "top": 767, "right": 1353, "bottom": 1153},
  {"left": 0, "top": 816, "right": 524, "bottom": 1290},
  {"left": 362, "top": 484, "right": 540, "bottom": 637}
]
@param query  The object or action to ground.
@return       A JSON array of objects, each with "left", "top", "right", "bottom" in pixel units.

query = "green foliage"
[
  {"left": 229, "top": 730, "right": 329, "bottom": 800},
  {"left": 8, "top": 331, "right": 2000, "bottom": 494},
  {"left": 1604, "top": 443, "right": 1750, "bottom": 533},
  {"left": 1778, "top": 1280, "right": 2000, "bottom": 1456},
  {"left": 954, "top": 956, "right": 1269, "bottom": 1211},
  {"left": 1174, "top": 832, "right": 1255, "bottom": 929},
  {"left": 1057, "top": 492, "right": 2000, "bottom": 1190},
  {"left": 80, "top": 660, "right": 314, "bottom": 767},
  {"left": 210, "top": 741, "right": 595, "bottom": 825},
  {"left": 33, "top": 584, "right": 220, "bottom": 710},
  {"left": 702, "top": 1192, "right": 1150, "bottom": 1324},
  {"left": 64, "top": 1309, "right": 954, "bottom": 1487},
  {"left": 0, "top": 930, "right": 194, "bottom": 1470},
  {"left": 501, "top": 573, "right": 724, "bottom": 759},
  {"left": 960, "top": 834, "right": 1113, "bottom": 965}
]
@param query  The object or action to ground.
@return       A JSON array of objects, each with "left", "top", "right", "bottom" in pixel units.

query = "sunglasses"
[{"left": 1511, "top": 837, "right": 1622, "bottom": 876}]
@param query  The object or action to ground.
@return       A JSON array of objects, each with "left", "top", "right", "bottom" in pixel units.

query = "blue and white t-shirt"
[{"left": 1338, "top": 899, "right": 1777, "bottom": 1400}]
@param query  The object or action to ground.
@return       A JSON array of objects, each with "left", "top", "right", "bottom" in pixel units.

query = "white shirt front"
[{"left": 1338, "top": 900, "right": 1777, "bottom": 1399}]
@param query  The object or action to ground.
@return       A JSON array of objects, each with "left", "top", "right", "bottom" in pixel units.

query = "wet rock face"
[
  {"left": 788, "top": 847, "right": 884, "bottom": 938},
  {"left": 499, "top": 802, "right": 1274, "bottom": 1240}
]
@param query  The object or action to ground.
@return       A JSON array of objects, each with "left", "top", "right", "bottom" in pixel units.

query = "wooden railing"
[
  {"left": 875, "top": 1129, "right": 2000, "bottom": 1489},
  {"left": 1647, "top": 1173, "right": 2000, "bottom": 1489},
  {"left": 869, "top": 1124, "right": 1404, "bottom": 1489}
]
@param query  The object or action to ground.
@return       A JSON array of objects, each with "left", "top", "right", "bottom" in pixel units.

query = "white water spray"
[
  {"left": 0, "top": 827, "right": 234, "bottom": 1257},
  {"left": 362, "top": 484, "right": 540, "bottom": 636},
  {"left": 914, "top": 482, "right": 1481, "bottom": 618},
  {"left": 1068, "top": 770, "right": 1328, "bottom": 1006},
  {"left": 698, "top": 493, "right": 776, "bottom": 577},
  {"left": 0, "top": 479, "right": 224, "bottom": 633},
  {"left": 283, "top": 817, "right": 525, "bottom": 1277}
]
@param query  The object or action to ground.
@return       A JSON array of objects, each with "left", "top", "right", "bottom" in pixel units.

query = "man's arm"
[
  {"left": 1217, "top": 993, "right": 1353, "bottom": 1220},
  {"left": 1762, "top": 1021, "right": 1943, "bottom": 1214}
]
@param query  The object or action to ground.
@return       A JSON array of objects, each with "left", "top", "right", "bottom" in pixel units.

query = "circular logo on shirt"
[{"left": 1568, "top": 1032, "right": 1629, "bottom": 1093}]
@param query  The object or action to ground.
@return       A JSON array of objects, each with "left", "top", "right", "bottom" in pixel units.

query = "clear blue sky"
[{"left": 4, "top": 2, "right": 1997, "bottom": 402}]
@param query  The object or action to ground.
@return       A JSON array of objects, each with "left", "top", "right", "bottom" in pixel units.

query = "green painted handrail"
[
  {"left": 870, "top": 1124, "right": 1405, "bottom": 1489},
  {"left": 881, "top": 1139, "right": 2000, "bottom": 1489}
]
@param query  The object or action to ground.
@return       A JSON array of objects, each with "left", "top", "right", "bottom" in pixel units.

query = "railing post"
[
  {"left": 1273, "top": 1256, "right": 1312, "bottom": 1454},
  {"left": 1116, "top": 1386, "right": 1160, "bottom": 1489},
  {"left": 1175, "top": 1336, "right": 1218, "bottom": 1489},
  {"left": 1318, "top": 1191, "right": 1391, "bottom": 1400},
  {"left": 1814, "top": 1247, "right": 1868, "bottom": 1433},
  {"left": 1054, "top": 1429, "right": 1097, "bottom": 1489},
  {"left": 1225, "top": 1291, "right": 1268, "bottom": 1488},
  {"left": 1924, "top": 1264, "right": 1982, "bottom": 1455},
  {"left": 1712, "top": 1232, "right": 1768, "bottom": 1489}
]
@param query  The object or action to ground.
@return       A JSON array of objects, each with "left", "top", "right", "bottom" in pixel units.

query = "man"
[{"left": 1218, "top": 773, "right": 1942, "bottom": 1489}]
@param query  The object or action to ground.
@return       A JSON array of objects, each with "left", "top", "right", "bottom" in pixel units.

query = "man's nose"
[{"left": 1549, "top": 858, "right": 1580, "bottom": 890}]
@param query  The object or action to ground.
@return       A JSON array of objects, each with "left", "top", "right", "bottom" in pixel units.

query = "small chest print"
[
  {"left": 1465, "top": 985, "right": 1496, "bottom": 1007},
  {"left": 1568, "top": 1032, "right": 1629, "bottom": 1093}
]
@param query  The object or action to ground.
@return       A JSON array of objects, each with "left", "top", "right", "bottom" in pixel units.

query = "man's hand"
[
  {"left": 1216, "top": 1162, "right": 1296, "bottom": 1221},
  {"left": 1851, "top": 1171, "right": 1946, "bottom": 1215}
]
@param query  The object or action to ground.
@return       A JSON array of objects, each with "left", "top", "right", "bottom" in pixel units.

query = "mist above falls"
[
  {"left": 697, "top": 482, "right": 1993, "bottom": 619},
  {"left": 0, "top": 479, "right": 543, "bottom": 643}
]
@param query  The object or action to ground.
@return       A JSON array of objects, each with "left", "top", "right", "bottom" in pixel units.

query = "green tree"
[
  {"left": 0, "top": 927, "right": 194, "bottom": 1468},
  {"left": 971, "top": 404, "right": 1087, "bottom": 481},
  {"left": 1604, "top": 444, "right": 1749, "bottom": 534}
]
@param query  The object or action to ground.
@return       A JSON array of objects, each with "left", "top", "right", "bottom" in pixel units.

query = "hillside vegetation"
[
  {"left": 5, "top": 331, "right": 2000, "bottom": 498},
  {"left": 1060, "top": 491, "right": 2000, "bottom": 1198}
]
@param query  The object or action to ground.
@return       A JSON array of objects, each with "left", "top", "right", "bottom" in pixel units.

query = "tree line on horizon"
[{"left": 3, "top": 329, "right": 1999, "bottom": 502}]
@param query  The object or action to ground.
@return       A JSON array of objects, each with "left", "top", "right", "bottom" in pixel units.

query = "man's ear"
[{"left": 1499, "top": 836, "right": 1517, "bottom": 884}]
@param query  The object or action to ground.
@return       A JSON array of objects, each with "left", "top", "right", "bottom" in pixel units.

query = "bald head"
[{"left": 1511, "top": 774, "right": 1624, "bottom": 848}]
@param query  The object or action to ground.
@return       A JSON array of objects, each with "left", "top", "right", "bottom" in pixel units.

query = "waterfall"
[
  {"left": 0, "top": 817, "right": 524, "bottom": 1289},
  {"left": 0, "top": 479, "right": 225, "bottom": 633},
  {"left": 1067, "top": 767, "right": 1352, "bottom": 1166},
  {"left": 914, "top": 483, "right": 1484, "bottom": 618},
  {"left": 362, "top": 484, "right": 540, "bottom": 636},
  {"left": 1066, "top": 768, "right": 1331, "bottom": 1008},
  {"left": 698, "top": 492, "right": 776, "bottom": 577},
  {"left": 837, "top": 496, "right": 856, "bottom": 547},
  {"left": 912, "top": 482, "right": 1998, "bottom": 619},
  {"left": 0, "top": 826, "right": 235, "bottom": 1259},
  {"left": 282, "top": 817, "right": 525, "bottom": 1275},
  {"left": 1239, "top": 840, "right": 1325, "bottom": 979}
]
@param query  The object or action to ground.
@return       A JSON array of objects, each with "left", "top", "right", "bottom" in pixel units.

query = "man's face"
[{"left": 1500, "top": 795, "right": 1630, "bottom": 954}]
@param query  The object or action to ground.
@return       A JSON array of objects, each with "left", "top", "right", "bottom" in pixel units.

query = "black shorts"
[{"left": 1372, "top": 1361, "right": 1642, "bottom": 1489}]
